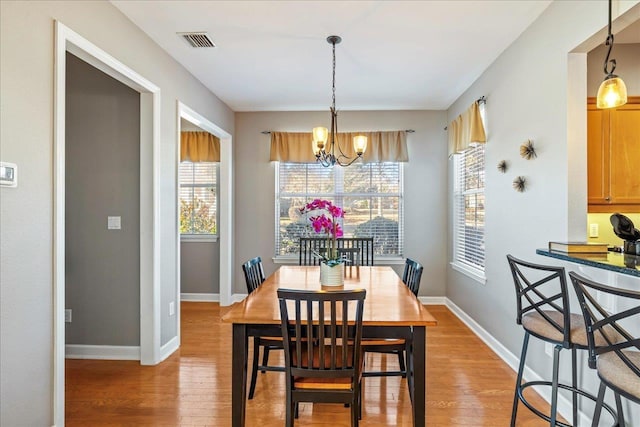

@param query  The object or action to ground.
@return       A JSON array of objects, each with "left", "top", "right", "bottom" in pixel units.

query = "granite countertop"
[{"left": 536, "top": 249, "right": 640, "bottom": 277}]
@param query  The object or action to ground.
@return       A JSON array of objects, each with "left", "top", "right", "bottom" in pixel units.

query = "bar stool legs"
[{"left": 511, "top": 332, "right": 530, "bottom": 427}]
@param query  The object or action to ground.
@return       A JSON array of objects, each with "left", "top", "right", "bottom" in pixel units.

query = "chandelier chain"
[{"left": 332, "top": 40, "right": 336, "bottom": 111}]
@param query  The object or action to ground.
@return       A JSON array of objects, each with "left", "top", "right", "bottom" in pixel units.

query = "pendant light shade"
[
  {"left": 596, "top": 75, "right": 628, "bottom": 109},
  {"left": 596, "top": 0, "right": 627, "bottom": 109},
  {"left": 353, "top": 135, "right": 368, "bottom": 155}
]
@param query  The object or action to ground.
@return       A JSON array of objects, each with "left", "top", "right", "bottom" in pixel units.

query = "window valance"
[
  {"left": 269, "top": 130, "right": 409, "bottom": 163},
  {"left": 181, "top": 131, "right": 220, "bottom": 162},
  {"left": 448, "top": 101, "right": 486, "bottom": 157}
]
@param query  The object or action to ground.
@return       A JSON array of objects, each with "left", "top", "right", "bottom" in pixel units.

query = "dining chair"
[
  {"left": 298, "top": 237, "right": 375, "bottom": 266},
  {"left": 507, "top": 255, "right": 617, "bottom": 427},
  {"left": 362, "top": 258, "right": 423, "bottom": 399},
  {"left": 569, "top": 271, "right": 638, "bottom": 427},
  {"left": 241, "top": 256, "right": 285, "bottom": 399},
  {"left": 277, "top": 288, "right": 367, "bottom": 427}
]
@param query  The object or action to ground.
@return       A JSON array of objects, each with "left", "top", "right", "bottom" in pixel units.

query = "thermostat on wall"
[{"left": 0, "top": 162, "right": 17, "bottom": 188}]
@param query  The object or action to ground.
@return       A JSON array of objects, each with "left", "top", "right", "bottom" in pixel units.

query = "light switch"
[
  {"left": 589, "top": 223, "right": 599, "bottom": 238},
  {"left": 0, "top": 162, "right": 17, "bottom": 187},
  {"left": 107, "top": 216, "right": 121, "bottom": 230}
]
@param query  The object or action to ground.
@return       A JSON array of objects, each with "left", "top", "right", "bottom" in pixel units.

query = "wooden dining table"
[{"left": 221, "top": 265, "right": 438, "bottom": 427}]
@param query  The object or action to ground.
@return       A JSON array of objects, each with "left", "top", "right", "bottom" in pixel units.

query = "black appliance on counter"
[{"left": 610, "top": 213, "right": 640, "bottom": 256}]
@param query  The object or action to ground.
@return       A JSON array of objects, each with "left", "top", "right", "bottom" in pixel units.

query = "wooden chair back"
[
  {"left": 277, "top": 288, "right": 366, "bottom": 384},
  {"left": 299, "top": 237, "right": 374, "bottom": 266},
  {"left": 242, "top": 256, "right": 265, "bottom": 294},
  {"left": 402, "top": 258, "right": 424, "bottom": 296},
  {"left": 507, "top": 254, "right": 571, "bottom": 348}
]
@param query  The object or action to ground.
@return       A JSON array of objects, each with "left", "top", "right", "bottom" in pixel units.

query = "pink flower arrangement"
[{"left": 299, "top": 199, "right": 344, "bottom": 264}]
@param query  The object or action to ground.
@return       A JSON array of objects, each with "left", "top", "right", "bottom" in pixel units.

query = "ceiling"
[{"left": 112, "top": 1, "right": 557, "bottom": 111}]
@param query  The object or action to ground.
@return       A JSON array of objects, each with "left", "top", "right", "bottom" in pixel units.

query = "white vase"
[{"left": 320, "top": 262, "right": 344, "bottom": 286}]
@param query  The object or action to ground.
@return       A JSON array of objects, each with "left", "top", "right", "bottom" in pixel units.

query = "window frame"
[
  {"left": 451, "top": 143, "right": 486, "bottom": 284},
  {"left": 273, "top": 162, "right": 405, "bottom": 263},
  {"left": 179, "top": 161, "right": 219, "bottom": 242}
]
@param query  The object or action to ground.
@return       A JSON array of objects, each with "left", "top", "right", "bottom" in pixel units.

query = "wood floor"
[{"left": 66, "top": 303, "right": 551, "bottom": 426}]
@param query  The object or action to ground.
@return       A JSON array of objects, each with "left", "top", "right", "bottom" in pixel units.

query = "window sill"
[
  {"left": 450, "top": 261, "right": 486, "bottom": 285},
  {"left": 181, "top": 235, "right": 218, "bottom": 243}
]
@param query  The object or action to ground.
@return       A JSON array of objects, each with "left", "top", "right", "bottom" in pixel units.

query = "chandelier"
[
  {"left": 596, "top": 0, "right": 627, "bottom": 109},
  {"left": 312, "top": 35, "right": 367, "bottom": 167}
]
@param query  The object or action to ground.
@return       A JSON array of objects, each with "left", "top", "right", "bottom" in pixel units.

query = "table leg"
[
  {"left": 232, "top": 324, "right": 248, "bottom": 427},
  {"left": 412, "top": 326, "right": 426, "bottom": 427}
]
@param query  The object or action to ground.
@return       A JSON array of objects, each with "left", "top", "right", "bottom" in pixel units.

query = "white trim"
[
  {"left": 418, "top": 296, "right": 447, "bottom": 305},
  {"left": 54, "top": 21, "right": 162, "bottom": 426},
  {"left": 159, "top": 336, "right": 180, "bottom": 362},
  {"left": 444, "top": 298, "right": 591, "bottom": 426},
  {"left": 181, "top": 293, "right": 220, "bottom": 302},
  {"left": 177, "top": 102, "right": 233, "bottom": 310},
  {"left": 180, "top": 234, "right": 218, "bottom": 243},
  {"left": 65, "top": 345, "right": 140, "bottom": 360},
  {"left": 450, "top": 261, "right": 486, "bottom": 284}
]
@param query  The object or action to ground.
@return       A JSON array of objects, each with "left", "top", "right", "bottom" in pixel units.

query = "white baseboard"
[
  {"left": 418, "top": 296, "right": 447, "bottom": 305},
  {"left": 181, "top": 293, "right": 219, "bottom": 302},
  {"left": 159, "top": 336, "right": 179, "bottom": 362},
  {"left": 65, "top": 344, "right": 140, "bottom": 360},
  {"left": 444, "top": 298, "right": 591, "bottom": 426}
]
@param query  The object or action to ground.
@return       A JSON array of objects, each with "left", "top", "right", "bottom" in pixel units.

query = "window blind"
[{"left": 453, "top": 144, "right": 485, "bottom": 270}]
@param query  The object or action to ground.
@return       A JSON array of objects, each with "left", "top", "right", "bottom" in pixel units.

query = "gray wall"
[
  {"left": 587, "top": 43, "right": 640, "bottom": 96},
  {"left": 233, "top": 110, "right": 448, "bottom": 296},
  {"left": 65, "top": 52, "right": 140, "bottom": 346},
  {"left": 181, "top": 242, "right": 220, "bottom": 294},
  {"left": 446, "top": 0, "right": 639, "bottom": 423},
  {"left": 0, "top": 1, "right": 234, "bottom": 425}
]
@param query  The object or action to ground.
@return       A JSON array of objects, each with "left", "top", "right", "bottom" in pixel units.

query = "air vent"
[{"left": 178, "top": 32, "right": 216, "bottom": 48}]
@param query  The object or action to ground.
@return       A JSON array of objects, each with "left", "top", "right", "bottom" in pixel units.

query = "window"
[
  {"left": 179, "top": 161, "right": 218, "bottom": 239},
  {"left": 275, "top": 162, "right": 403, "bottom": 259},
  {"left": 452, "top": 143, "right": 485, "bottom": 276}
]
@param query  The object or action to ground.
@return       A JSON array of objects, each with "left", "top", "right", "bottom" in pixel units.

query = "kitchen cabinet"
[{"left": 587, "top": 97, "right": 640, "bottom": 213}]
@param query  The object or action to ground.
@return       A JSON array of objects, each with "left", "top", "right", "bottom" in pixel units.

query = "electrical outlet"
[
  {"left": 169, "top": 301, "right": 175, "bottom": 316},
  {"left": 589, "top": 223, "right": 599, "bottom": 238},
  {"left": 65, "top": 309, "right": 72, "bottom": 323},
  {"left": 545, "top": 342, "right": 553, "bottom": 357}
]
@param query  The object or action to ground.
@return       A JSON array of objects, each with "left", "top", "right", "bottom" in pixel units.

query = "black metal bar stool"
[
  {"left": 507, "top": 255, "right": 617, "bottom": 426},
  {"left": 569, "top": 271, "right": 639, "bottom": 427}
]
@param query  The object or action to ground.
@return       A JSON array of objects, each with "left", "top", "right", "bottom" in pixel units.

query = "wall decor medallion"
[
  {"left": 497, "top": 160, "right": 508, "bottom": 173},
  {"left": 513, "top": 176, "right": 527, "bottom": 192},
  {"left": 519, "top": 139, "right": 537, "bottom": 160}
]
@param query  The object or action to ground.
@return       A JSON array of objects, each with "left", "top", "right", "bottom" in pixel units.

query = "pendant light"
[
  {"left": 596, "top": 0, "right": 627, "bottom": 109},
  {"left": 312, "top": 36, "right": 367, "bottom": 167}
]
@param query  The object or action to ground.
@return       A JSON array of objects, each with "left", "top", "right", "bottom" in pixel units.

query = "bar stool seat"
[
  {"left": 597, "top": 351, "right": 640, "bottom": 399},
  {"left": 522, "top": 311, "right": 623, "bottom": 347}
]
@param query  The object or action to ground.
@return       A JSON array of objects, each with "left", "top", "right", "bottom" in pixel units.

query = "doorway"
[{"left": 54, "top": 21, "right": 161, "bottom": 426}]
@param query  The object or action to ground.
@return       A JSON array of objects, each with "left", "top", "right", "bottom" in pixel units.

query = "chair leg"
[
  {"left": 406, "top": 342, "right": 414, "bottom": 403},
  {"left": 398, "top": 350, "right": 406, "bottom": 378},
  {"left": 591, "top": 382, "right": 606, "bottom": 427},
  {"left": 351, "top": 394, "right": 358, "bottom": 427},
  {"left": 511, "top": 332, "right": 530, "bottom": 427},
  {"left": 294, "top": 402, "right": 299, "bottom": 419},
  {"left": 550, "top": 344, "right": 562, "bottom": 427},
  {"left": 285, "top": 389, "right": 294, "bottom": 427},
  {"left": 261, "top": 345, "right": 270, "bottom": 374},
  {"left": 571, "top": 348, "right": 577, "bottom": 427},
  {"left": 614, "top": 391, "right": 625, "bottom": 427},
  {"left": 248, "top": 337, "right": 260, "bottom": 399}
]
